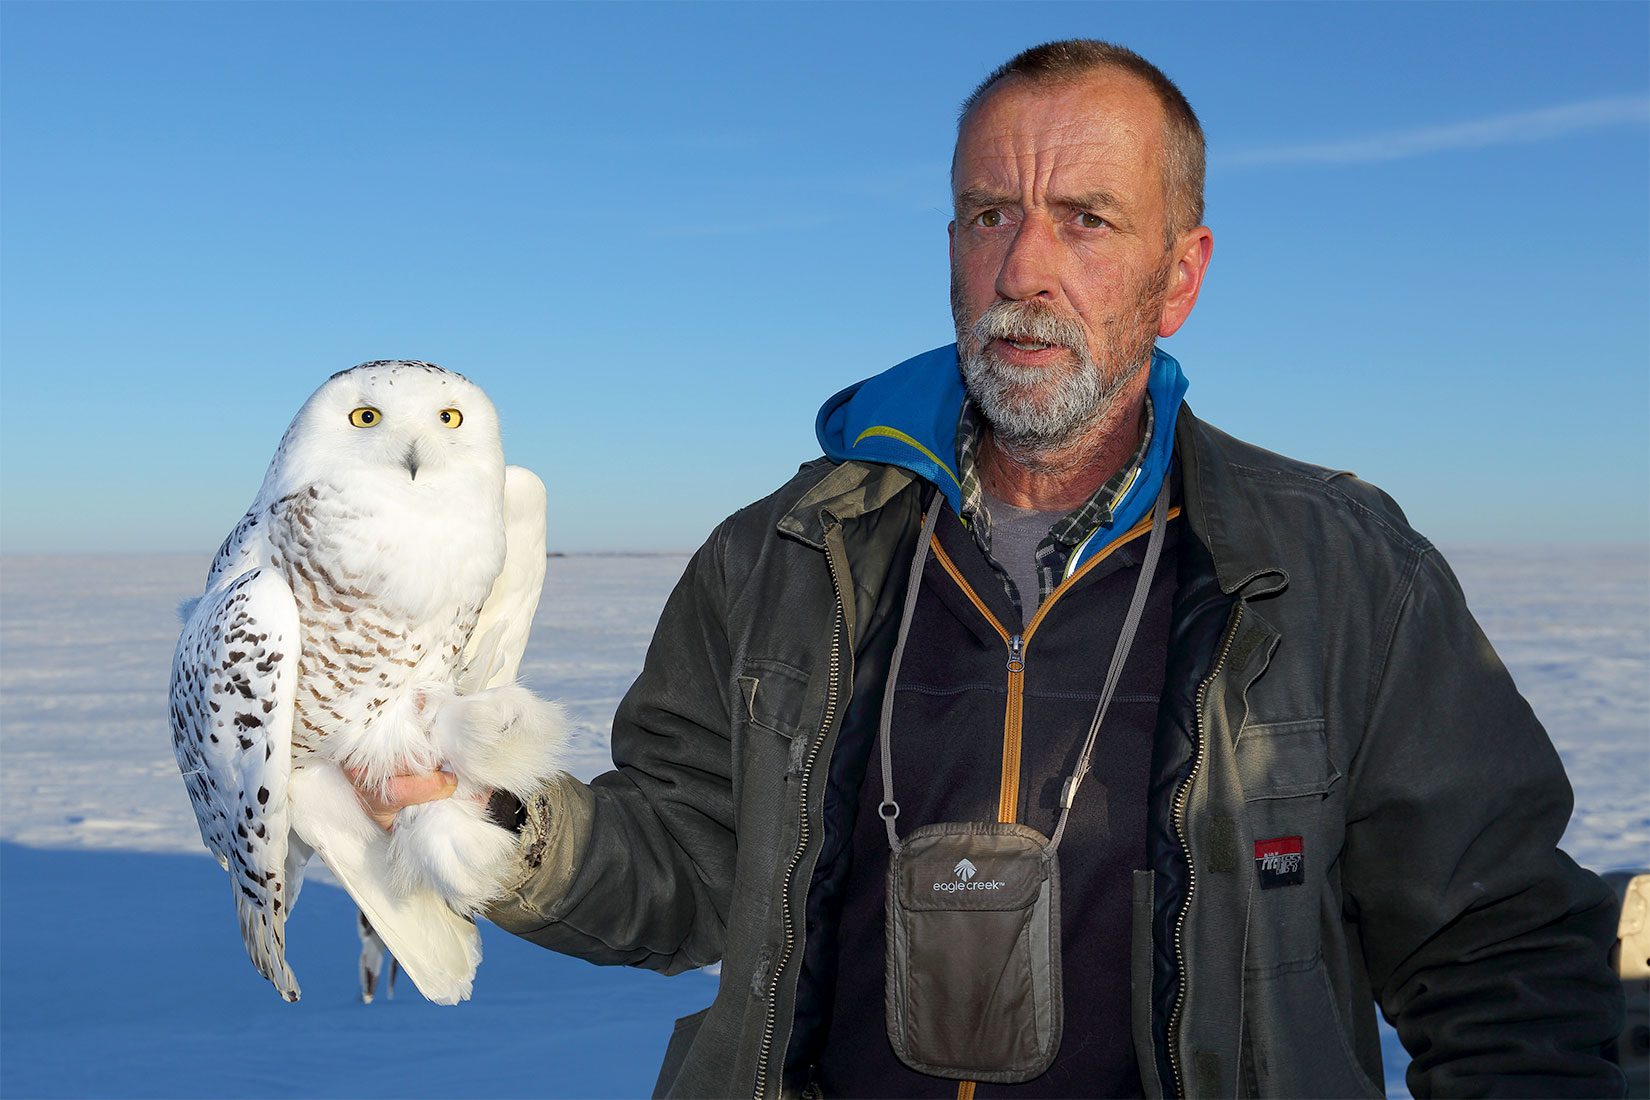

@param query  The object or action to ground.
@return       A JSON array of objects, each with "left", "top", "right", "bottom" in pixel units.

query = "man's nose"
[{"left": 994, "top": 217, "right": 1059, "bottom": 301}]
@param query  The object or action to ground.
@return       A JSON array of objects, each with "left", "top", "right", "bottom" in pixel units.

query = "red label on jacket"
[{"left": 1255, "top": 835, "right": 1304, "bottom": 888}]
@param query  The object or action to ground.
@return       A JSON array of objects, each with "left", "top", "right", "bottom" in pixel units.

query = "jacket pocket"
[
  {"left": 1243, "top": 955, "right": 1383, "bottom": 1098},
  {"left": 733, "top": 657, "right": 818, "bottom": 818},
  {"left": 653, "top": 1005, "right": 711, "bottom": 1099},
  {"left": 1235, "top": 719, "right": 1338, "bottom": 970},
  {"left": 737, "top": 657, "right": 815, "bottom": 741},
  {"left": 1235, "top": 718, "right": 1337, "bottom": 801}
]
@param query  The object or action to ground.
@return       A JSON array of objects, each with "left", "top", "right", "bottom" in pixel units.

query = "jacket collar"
[
  {"left": 1174, "top": 406, "right": 1290, "bottom": 598},
  {"left": 777, "top": 460, "right": 917, "bottom": 549},
  {"left": 789, "top": 368, "right": 1294, "bottom": 599}
]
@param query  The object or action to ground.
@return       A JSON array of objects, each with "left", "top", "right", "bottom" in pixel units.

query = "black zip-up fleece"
[
  {"left": 812, "top": 500, "right": 1179, "bottom": 1097},
  {"left": 486, "top": 407, "right": 1625, "bottom": 1099}
]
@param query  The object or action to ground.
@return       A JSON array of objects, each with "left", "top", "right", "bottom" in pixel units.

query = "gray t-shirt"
[{"left": 981, "top": 489, "right": 1067, "bottom": 622}]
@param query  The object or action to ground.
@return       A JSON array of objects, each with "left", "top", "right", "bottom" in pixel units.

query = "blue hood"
[{"left": 815, "top": 343, "right": 1189, "bottom": 573}]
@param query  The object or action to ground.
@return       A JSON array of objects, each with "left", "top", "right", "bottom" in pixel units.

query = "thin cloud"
[{"left": 1223, "top": 94, "right": 1650, "bottom": 168}]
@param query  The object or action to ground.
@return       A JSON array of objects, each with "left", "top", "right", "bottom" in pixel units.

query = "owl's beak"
[{"left": 402, "top": 444, "right": 421, "bottom": 481}]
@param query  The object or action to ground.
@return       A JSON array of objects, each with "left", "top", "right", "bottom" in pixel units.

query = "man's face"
[{"left": 949, "top": 71, "right": 1204, "bottom": 452}]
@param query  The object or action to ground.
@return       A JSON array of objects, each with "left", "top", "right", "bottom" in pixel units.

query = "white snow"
[
  {"left": 1440, "top": 545, "right": 1650, "bottom": 870},
  {"left": 1, "top": 547, "right": 1645, "bottom": 1097}
]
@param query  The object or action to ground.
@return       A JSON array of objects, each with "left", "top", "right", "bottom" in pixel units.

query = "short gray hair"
[{"left": 958, "top": 39, "right": 1206, "bottom": 244}]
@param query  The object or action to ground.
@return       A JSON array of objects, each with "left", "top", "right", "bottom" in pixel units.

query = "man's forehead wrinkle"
[
  {"left": 955, "top": 144, "right": 1140, "bottom": 212},
  {"left": 967, "top": 120, "right": 1142, "bottom": 164},
  {"left": 959, "top": 115, "right": 1145, "bottom": 180}
]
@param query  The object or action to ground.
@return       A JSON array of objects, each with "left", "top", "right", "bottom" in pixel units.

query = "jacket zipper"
[
  {"left": 754, "top": 541, "right": 847, "bottom": 1100},
  {"left": 1167, "top": 601, "right": 1244, "bottom": 1097},
  {"left": 999, "top": 633, "right": 1026, "bottom": 822},
  {"left": 930, "top": 511, "right": 1177, "bottom": 827},
  {"left": 928, "top": 541, "right": 1024, "bottom": 824}
]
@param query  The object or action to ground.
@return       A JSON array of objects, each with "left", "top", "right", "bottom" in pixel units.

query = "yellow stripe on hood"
[{"left": 853, "top": 425, "right": 962, "bottom": 491}]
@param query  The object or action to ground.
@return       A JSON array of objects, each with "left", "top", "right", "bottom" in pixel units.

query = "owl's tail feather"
[
  {"left": 235, "top": 889, "right": 300, "bottom": 1002},
  {"left": 289, "top": 765, "right": 481, "bottom": 1006}
]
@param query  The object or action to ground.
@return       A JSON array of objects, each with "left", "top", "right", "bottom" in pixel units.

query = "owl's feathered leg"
[
  {"left": 385, "top": 684, "right": 567, "bottom": 912},
  {"left": 428, "top": 683, "right": 567, "bottom": 797},
  {"left": 389, "top": 791, "right": 517, "bottom": 912},
  {"left": 331, "top": 693, "right": 442, "bottom": 795},
  {"left": 357, "top": 909, "right": 393, "bottom": 1004},
  {"left": 285, "top": 833, "right": 313, "bottom": 910}
]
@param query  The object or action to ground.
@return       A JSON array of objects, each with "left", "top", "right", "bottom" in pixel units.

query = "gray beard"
[{"left": 952, "top": 276, "right": 1166, "bottom": 454}]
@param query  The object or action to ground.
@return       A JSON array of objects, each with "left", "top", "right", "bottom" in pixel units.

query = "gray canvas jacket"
[{"left": 486, "top": 407, "right": 1624, "bottom": 1098}]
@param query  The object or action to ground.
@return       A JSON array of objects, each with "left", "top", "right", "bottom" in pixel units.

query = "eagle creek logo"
[{"left": 932, "top": 857, "right": 1007, "bottom": 893}]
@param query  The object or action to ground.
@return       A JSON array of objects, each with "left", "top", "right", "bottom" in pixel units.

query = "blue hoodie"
[{"left": 815, "top": 343, "right": 1189, "bottom": 580}]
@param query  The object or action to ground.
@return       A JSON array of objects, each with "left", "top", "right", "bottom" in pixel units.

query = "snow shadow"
[{"left": 0, "top": 842, "right": 716, "bottom": 1098}]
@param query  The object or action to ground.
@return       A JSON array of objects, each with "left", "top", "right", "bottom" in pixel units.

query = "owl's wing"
[
  {"left": 458, "top": 465, "right": 548, "bottom": 693},
  {"left": 205, "top": 504, "right": 271, "bottom": 590},
  {"left": 169, "top": 564, "right": 302, "bottom": 1001},
  {"left": 178, "top": 503, "right": 270, "bottom": 624}
]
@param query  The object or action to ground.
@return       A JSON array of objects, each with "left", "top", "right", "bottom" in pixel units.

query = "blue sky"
[{"left": 2, "top": 1, "right": 1646, "bottom": 552}]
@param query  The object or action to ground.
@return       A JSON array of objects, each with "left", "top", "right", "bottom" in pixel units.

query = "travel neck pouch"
[{"left": 884, "top": 820, "right": 1063, "bottom": 1081}]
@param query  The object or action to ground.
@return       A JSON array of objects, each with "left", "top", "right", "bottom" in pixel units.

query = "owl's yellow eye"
[
  {"left": 349, "top": 407, "right": 381, "bottom": 428},
  {"left": 439, "top": 408, "right": 463, "bottom": 428}
]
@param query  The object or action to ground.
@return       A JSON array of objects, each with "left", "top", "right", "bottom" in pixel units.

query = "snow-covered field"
[{"left": 2, "top": 548, "right": 1645, "bottom": 1097}]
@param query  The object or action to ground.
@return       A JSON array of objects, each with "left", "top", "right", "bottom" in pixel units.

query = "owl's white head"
[{"left": 260, "top": 361, "right": 506, "bottom": 503}]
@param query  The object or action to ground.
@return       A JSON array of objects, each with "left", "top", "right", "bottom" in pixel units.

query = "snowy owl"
[{"left": 168, "top": 360, "right": 565, "bottom": 1005}]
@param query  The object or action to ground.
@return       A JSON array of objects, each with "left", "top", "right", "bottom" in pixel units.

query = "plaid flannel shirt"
[{"left": 954, "top": 395, "right": 1154, "bottom": 615}]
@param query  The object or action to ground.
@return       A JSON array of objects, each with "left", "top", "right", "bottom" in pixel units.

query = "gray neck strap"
[{"left": 878, "top": 477, "right": 1172, "bottom": 852}]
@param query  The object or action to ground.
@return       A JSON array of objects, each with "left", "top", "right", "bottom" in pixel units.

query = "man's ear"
[{"left": 1158, "top": 227, "right": 1213, "bottom": 338}]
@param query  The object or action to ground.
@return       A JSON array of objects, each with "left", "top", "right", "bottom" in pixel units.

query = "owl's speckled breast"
[{"left": 269, "top": 481, "right": 501, "bottom": 766}]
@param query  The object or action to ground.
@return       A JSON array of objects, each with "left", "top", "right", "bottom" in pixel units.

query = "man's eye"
[
  {"left": 1077, "top": 212, "right": 1107, "bottom": 229},
  {"left": 975, "top": 209, "right": 1004, "bottom": 228}
]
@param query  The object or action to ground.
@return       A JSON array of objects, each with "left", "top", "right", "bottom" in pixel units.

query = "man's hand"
[{"left": 347, "top": 767, "right": 458, "bottom": 831}]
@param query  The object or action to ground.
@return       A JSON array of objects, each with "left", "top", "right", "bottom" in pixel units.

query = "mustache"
[{"left": 970, "top": 299, "right": 1089, "bottom": 354}]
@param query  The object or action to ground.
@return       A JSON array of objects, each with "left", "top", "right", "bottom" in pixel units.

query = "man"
[{"left": 366, "top": 40, "right": 1624, "bottom": 1098}]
